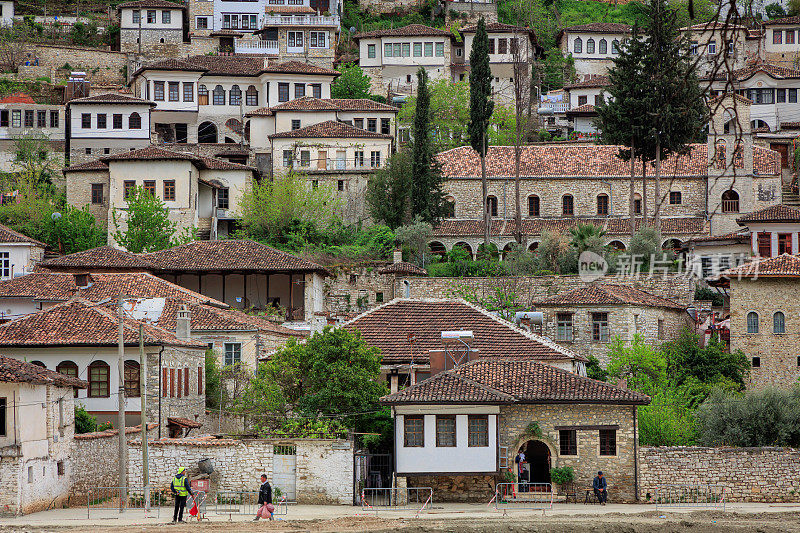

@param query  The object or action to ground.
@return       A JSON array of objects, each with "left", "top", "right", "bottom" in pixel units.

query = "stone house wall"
[
  {"left": 358, "top": 0, "right": 422, "bottom": 15},
  {"left": 30, "top": 44, "right": 128, "bottom": 84},
  {"left": 65, "top": 169, "right": 110, "bottom": 229},
  {"left": 145, "top": 346, "right": 206, "bottom": 426},
  {"left": 323, "top": 263, "right": 397, "bottom": 315},
  {"left": 639, "top": 446, "right": 800, "bottom": 503},
  {"left": 120, "top": 29, "right": 184, "bottom": 57}
]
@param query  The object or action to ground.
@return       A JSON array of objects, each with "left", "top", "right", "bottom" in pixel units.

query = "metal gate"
[
  {"left": 273, "top": 445, "right": 297, "bottom": 501},
  {"left": 353, "top": 453, "right": 393, "bottom": 505}
]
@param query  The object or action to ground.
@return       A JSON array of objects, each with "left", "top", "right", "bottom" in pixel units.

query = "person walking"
[
  {"left": 593, "top": 471, "right": 608, "bottom": 505},
  {"left": 170, "top": 466, "right": 194, "bottom": 523},
  {"left": 252, "top": 474, "right": 274, "bottom": 521}
]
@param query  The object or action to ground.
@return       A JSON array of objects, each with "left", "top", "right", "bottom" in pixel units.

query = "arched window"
[
  {"left": 574, "top": 37, "right": 582, "bottom": 54},
  {"left": 444, "top": 196, "right": 456, "bottom": 218},
  {"left": 633, "top": 193, "right": 642, "bottom": 214},
  {"left": 599, "top": 38, "right": 607, "bottom": 54},
  {"left": 198, "top": 121, "right": 218, "bottom": 143},
  {"left": 88, "top": 361, "right": 110, "bottom": 398},
  {"left": 722, "top": 190, "right": 739, "bottom": 213},
  {"left": 611, "top": 39, "right": 620, "bottom": 53},
  {"left": 746, "top": 311, "right": 759, "bottom": 334},
  {"left": 128, "top": 112, "right": 141, "bottom": 130},
  {"left": 198, "top": 84, "right": 209, "bottom": 105},
  {"left": 751, "top": 119, "right": 769, "bottom": 131},
  {"left": 587, "top": 38, "right": 595, "bottom": 54},
  {"left": 31, "top": 361, "right": 46, "bottom": 368},
  {"left": 608, "top": 240, "right": 626, "bottom": 251},
  {"left": 597, "top": 193, "right": 609, "bottom": 215},
  {"left": 229, "top": 84, "right": 242, "bottom": 106},
  {"left": 715, "top": 140, "right": 726, "bottom": 169},
  {"left": 213, "top": 85, "right": 225, "bottom": 105},
  {"left": 486, "top": 195, "right": 498, "bottom": 217},
  {"left": 562, "top": 194, "right": 574, "bottom": 216},
  {"left": 429, "top": 241, "right": 447, "bottom": 257},
  {"left": 124, "top": 360, "right": 140, "bottom": 398},
  {"left": 733, "top": 140, "right": 744, "bottom": 168},
  {"left": 774, "top": 311, "right": 786, "bottom": 334},
  {"left": 528, "top": 195, "right": 540, "bottom": 217},
  {"left": 246, "top": 85, "right": 259, "bottom": 106},
  {"left": 56, "top": 361, "right": 79, "bottom": 397}
]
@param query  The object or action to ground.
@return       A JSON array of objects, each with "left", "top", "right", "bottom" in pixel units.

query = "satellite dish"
[{"left": 350, "top": 26, "right": 356, "bottom": 34}]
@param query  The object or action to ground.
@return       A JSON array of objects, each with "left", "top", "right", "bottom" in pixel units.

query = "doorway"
[
  {"left": 522, "top": 440, "right": 551, "bottom": 484},
  {"left": 771, "top": 143, "right": 789, "bottom": 168}
]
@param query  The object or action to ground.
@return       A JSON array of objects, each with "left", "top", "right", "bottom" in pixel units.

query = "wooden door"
[{"left": 771, "top": 143, "right": 789, "bottom": 168}]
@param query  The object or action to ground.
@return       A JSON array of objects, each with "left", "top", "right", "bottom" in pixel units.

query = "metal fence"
[
  {"left": 491, "top": 483, "right": 554, "bottom": 513},
  {"left": 361, "top": 487, "right": 433, "bottom": 516},
  {"left": 86, "top": 487, "right": 166, "bottom": 518},
  {"left": 207, "top": 491, "right": 289, "bottom": 518},
  {"left": 654, "top": 484, "right": 727, "bottom": 511}
]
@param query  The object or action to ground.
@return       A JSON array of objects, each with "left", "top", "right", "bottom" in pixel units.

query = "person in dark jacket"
[
  {"left": 252, "top": 474, "right": 273, "bottom": 521},
  {"left": 593, "top": 471, "right": 608, "bottom": 505},
  {"left": 170, "top": 466, "right": 194, "bottom": 523}
]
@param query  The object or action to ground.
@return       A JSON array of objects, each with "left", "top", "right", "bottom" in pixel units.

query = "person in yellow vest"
[{"left": 170, "top": 466, "right": 194, "bottom": 523}]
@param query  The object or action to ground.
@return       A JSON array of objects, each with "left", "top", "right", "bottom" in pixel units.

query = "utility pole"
[
  {"left": 139, "top": 324, "right": 149, "bottom": 513},
  {"left": 117, "top": 296, "right": 128, "bottom": 511}
]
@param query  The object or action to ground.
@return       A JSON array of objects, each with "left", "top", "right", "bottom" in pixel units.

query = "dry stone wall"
[{"left": 29, "top": 45, "right": 128, "bottom": 84}]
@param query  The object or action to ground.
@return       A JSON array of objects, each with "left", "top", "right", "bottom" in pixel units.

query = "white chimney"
[
  {"left": 176, "top": 305, "right": 191, "bottom": 340},
  {"left": 393, "top": 249, "right": 403, "bottom": 264}
]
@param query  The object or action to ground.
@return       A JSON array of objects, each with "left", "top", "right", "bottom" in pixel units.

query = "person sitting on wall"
[{"left": 593, "top": 471, "right": 608, "bottom": 505}]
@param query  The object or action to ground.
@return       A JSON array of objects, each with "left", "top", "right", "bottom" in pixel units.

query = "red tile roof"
[
  {"left": 117, "top": 0, "right": 185, "bottom": 9},
  {"left": 63, "top": 160, "right": 109, "bottom": 172},
  {"left": 723, "top": 253, "right": 800, "bottom": 278},
  {"left": 75, "top": 423, "right": 158, "bottom": 440},
  {"left": 262, "top": 61, "right": 339, "bottom": 76},
  {"left": 713, "top": 63, "right": 800, "bottom": 82},
  {"left": 562, "top": 23, "right": 632, "bottom": 34},
  {"left": 39, "top": 246, "right": 154, "bottom": 272},
  {"left": 0, "top": 299, "right": 206, "bottom": 348},
  {"left": 686, "top": 230, "right": 750, "bottom": 244},
  {"left": 536, "top": 283, "right": 685, "bottom": 310},
  {"left": 0, "top": 354, "right": 88, "bottom": 388},
  {"left": 353, "top": 24, "right": 451, "bottom": 40},
  {"left": 432, "top": 217, "right": 707, "bottom": 237},
  {"left": 460, "top": 22, "right": 535, "bottom": 37},
  {"left": 381, "top": 358, "right": 649, "bottom": 405},
  {"left": 377, "top": 262, "right": 427, "bottom": 276},
  {"left": 263, "top": 96, "right": 399, "bottom": 113},
  {"left": 267, "top": 5, "right": 316, "bottom": 12},
  {"left": 563, "top": 75, "right": 609, "bottom": 89},
  {"left": 763, "top": 15, "right": 800, "bottom": 25},
  {"left": 269, "top": 119, "right": 392, "bottom": 139},
  {"left": 135, "top": 56, "right": 338, "bottom": 78},
  {"left": 342, "top": 299, "right": 586, "bottom": 365},
  {"left": 0, "top": 224, "right": 45, "bottom": 247},
  {"left": 168, "top": 416, "right": 202, "bottom": 428},
  {"left": 68, "top": 93, "right": 155, "bottom": 106},
  {"left": 737, "top": 204, "right": 800, "bottom": 224},
  {"left": 0, "top": 93, "right": 36, "bottom": 104}
]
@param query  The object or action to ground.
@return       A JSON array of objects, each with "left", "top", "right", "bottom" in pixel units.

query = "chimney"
[
  {"left": 393, "top": 248, "right": 403, "bottom": 264},
  {"left": 73, "top": 273, "right": 91, "bottom": 288},
  {"left": 176, "top": 305, "right": 191, "bottom": 340},
  {"left": 429, "top": 331, "right": 478, "bottom": 376}
]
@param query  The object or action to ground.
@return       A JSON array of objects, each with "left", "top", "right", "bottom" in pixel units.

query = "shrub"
[{"left": 549, "top": 466, "right": 575, "bottom": 486}]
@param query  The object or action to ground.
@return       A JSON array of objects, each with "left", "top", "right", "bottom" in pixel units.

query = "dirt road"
[{"left": 3, "top": 511, "right": 800, "bottom": 533}]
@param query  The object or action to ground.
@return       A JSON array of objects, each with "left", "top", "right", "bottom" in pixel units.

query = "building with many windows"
[
  {"left": 0, "top": 93, "right": 64, "bottom": 171},
  {"left": 117, "top": 0, "right": 187, "bottom": 55},
  {"left": 556, "top": 23, "right": 631, "bottom": 78}
]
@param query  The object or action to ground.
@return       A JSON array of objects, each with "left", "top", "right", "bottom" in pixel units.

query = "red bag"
[
  {"left": 259, "top": 503, "right": 274, "bottom": 518},
  {"left": 189, "top": 499, "right": 198, "bottom": 516}
]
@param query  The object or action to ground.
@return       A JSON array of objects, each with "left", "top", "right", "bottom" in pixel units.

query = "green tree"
[
  {"left": 397, "top": 79, "right": 471, "bottom": 152},
  {"left": 331, "top": 63, "right": 372, "bottom": 99},
  {"left": 765, "top": 2, "right": 787, "bottom": 18},
  {"left": 606, "top": 334, "right": 667, "bottom": 394},
  {"left": 46, "top": 205, "right": 106, "bottom": 255},
  {"left": 410, "top": 68, "right": 446, "bottom": 223},
  {"left": 585, "top": 355, "right": 609, "bottom": 381},
  {"left": 540, "top": 48, "right": 576, "bottom": 92},
  {"left": 204, "top": 351, "right": 223, "bottom": 410},
  {"left": 568, "top": 222, "right": 607, "bottom": 255},
  {"left": 366, "top": 151, "right": 411, "bottom": 229},
  {"left": 395, "top": 216, "right": 433, "bottom": 266},
  {"left": 13, "top": 132, "right": 60, "bottom": 187},
  {"left": 75, "top": 404, "right": 98, "bottom": 434},
  {"left": 111, "top": 187, "right": 194, "bottom": 253},
  {"left": 469, "top": 18, "right": 495, "bottom": 249}
]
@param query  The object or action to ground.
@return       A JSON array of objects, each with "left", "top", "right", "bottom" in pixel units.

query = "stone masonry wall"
[
  {"left": 147, "top": 347, "right": 206, "bottom": 426},
  {"left": 323, "top": 263, "right": 397, "bottom": 316},
  {"left": 639, "top": 446, "right": 800, "bottom": 503},
  {"left": 31, "top": 44, "right": 128, "bottom": 84}
]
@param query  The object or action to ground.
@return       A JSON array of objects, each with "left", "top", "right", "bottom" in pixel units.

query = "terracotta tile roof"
[
  {"left": 63, "top": 160, "right": 109, "bottom": 172},
  {"left": 268, "top": 96, "right": 341, "bottom": 111},
  {"left": 68, "top": 93, "right": 155, "bottom": 106},
  {"left": 562, "top": 23, "right": 632, "bottom": 34},
  {"left": 168, "top": 416, "right": 202, "bottom": 428},
  {"left": 381, "top": 358, "right": 650, "bottom": 405},
  {"left": 136, "top": 58, "right": 209, "bottom": 75},
  {"left": 0, "top": 93, "right": 36, "bottom": 104},
  {"left": 330, "top": 98, "right": 399, "bottom": 111},
  {"left": 353, "top": 24, "right": 451, "bottom": 40},
  {"left": 686, "top": 230, "right": 750, "bottom": 244},
  {"left": 0, "top": 354, "right": 88, "bottom": 388},
  {"left": 565, "top": 104, "right": 596, "bottom": 115},
  {"left": 117, "top": 0, "right": 185, "bottom": 9},
  {"left": 93, "top": 146, "right": 254, "bottom": 171},
  {"left": 39, "top": 246, "right": 154, "bottom": 272},
  {"left": 536, "top": 283, "right": 685, "bottom": 310},
  {"left": 143, "top": 239, "right": 329, "bottom": 274},
  {"left": 75, "top": 423, "right": 158, "bottom": 440},
  {"left": 247, "top": 97, "right": 398, "bottom": 117},
  {"left": 432, "top": 217, "right": 707, "bottom": 237},
  {"left": 0, "top": 224, "right": 45, "bottom": 247},
  {"left": 563, "top": 75, "right": 609, "bottom": 89},
  {"left": 723, "top": 253, "right": 800, "bottom": 278},
  {"left": 436, "top": 144, "right": 780, "bottom": 178},
  {"left": 269, "top": 119, "right": 392, "bottom": 139},
  {"left": 681, "top": 21, "right": 747, "bottom": 31},
  {"left": 0, "top": 299, "right": 206, "bottom": 348},
  {"left": 763, "top": 15, "right": 800, "bottom": 25},
  {"left": 737, "top": 204, "right": 800, "bottom": 224},
  {"left": 377, "top": 262, "right": 427, "bottom": 276},
  {"left": 267, "top": 5, "right": 316, "bottom": 13},
  {"left": 729, "top": 63, "right": 800, "bottom": 81},
  {"left": 460, "top": 22, "right": 535, "bottom": 36},
  {"left": 209, "top": 30, "right": 245, "bottom": 37},
  {"left": 245, "top": 107, "right": 273, "bottom": 117},
  {"left": 708, "top": 92, "right": 752, "bottom": 106},
  {"left": 342, "top": 298, "right": 586, "bottom": 365},
  {"left": 781, "top": 122, "right": 800, "bottom": 129},
  {"left": 195, "top": 155, "right": 254, "bottom": 171},
  {"left": 261, "top": 61, "right": 339, "bottom": 76},
  {"left": 135, "top": 56, "right": 339, "bottom": 78}
]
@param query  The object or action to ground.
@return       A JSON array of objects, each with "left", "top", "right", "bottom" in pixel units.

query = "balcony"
[
  {"left": 235, "top": 39, "right": 279, "bottom": 54},
  {"left": 288, "top": 157, "right": 383, "bottom": 172},
  {"left": 263, "top": 14, "right": 340, "bottom": 26}
]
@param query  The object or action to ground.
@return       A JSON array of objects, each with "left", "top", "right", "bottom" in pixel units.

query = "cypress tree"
[
  {"left": 468, "top": 17, "right": 495, "bottom": 248},
  {"left": 410, "top": 67, "right": 446, "bottom": 223}
]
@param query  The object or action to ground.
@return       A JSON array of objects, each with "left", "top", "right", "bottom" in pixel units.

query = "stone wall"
[
  {"left": 406, "top": 474, "right": 494, "bottom": 502},
  {"left": 146, "top": 346, "right": 206, "bottom": 427},
  {"left": 639, "top": 446, "right": 800, "bottom": 503},
  {"left": 30, "top": 44, "right": 128, "bottom": 84},
  {"left": 323, "top": 263, "right": 397, "bottom": 316}
]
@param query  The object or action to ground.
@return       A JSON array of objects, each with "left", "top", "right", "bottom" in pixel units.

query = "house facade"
[
  {"left": 0, "top": 225, "right": 45, "bottom": 282},
  {"left": 762, "top": 16, "right": 800, "bottom": 68},
  {"left": 556, "top": 23, "right": 631, "bottom": 78},
  {"left": 117, "top": 0, "right": 186, "bottom": 56},
  {"left": 0, "top": 94, "right": 64, "bottom": 172},
  {"left": 680, "top": 22, "right": 755, "bottom": 78}
]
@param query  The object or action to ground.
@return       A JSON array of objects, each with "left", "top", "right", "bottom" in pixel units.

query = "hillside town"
[{"left": 4, "top": 0, "right": 800, "bottom": 529}]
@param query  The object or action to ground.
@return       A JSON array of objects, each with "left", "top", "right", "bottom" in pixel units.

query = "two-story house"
[
  {"left": 562, "top": 75, "right": 610, "bottom": 134},
  {"left": 556, "top": 23, "right": 631, "bottom": 78},
  {"left": 117, "top": 0, "right": 187, "bottom": 56},
  {"left": 65, "top": 93, "right": 155, "bottom": 165},
  {"left": 0, "top": 93, "right": 64, "bottom": 172},
  {"left": 761, "top": 16, "right": 800, "bottom": 68},
  {"left": 681, "top": 22, "right": 758, "bottom": 78}
]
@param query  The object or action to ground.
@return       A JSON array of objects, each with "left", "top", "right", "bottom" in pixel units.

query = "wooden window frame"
[
  {"left": 435, "top": 415, "right": 456, "bottom": 447},
  {"left": 404, "top": 415, "right": 424, "bottom": 447},
  {"left": 599, "top": 429, "right": 616, "bottom": 456},
  {"left": 124, "top": 360, "right": 141, "bottom": 398},
  {"left": 468, "top": 415, "right": 489, "bottom": 447},
  {"left": 88, "top": 361, "right": 110, "bottom": 398},
  {"left": 559, "top": 429, "right": 577, "bottom": 456},
  {"left": 163, "top": 180, "right": 176, "bottom": 201}
]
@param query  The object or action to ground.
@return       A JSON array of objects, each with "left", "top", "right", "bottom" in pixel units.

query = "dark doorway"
[
  {"left": 198, "top": 121, "right": 218, "bottom": 143},
  {"left": 522, "top": 440, "right": 551, "bottom": 484},
  {"left": 771, "top": 143, "right": 789, "bottom": 168}
]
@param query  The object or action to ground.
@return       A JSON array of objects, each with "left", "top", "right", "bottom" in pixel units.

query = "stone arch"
[
  {"left": 501, "top": 241, "right": 516, "bottom": 260},
  {"left": 751, "top": 119, "right": 769, "bottom": 131},
  {"left": 607, "top": 240, "right": 626, "bottom": 251},
  {"left": 512, "top": 436, "right": 557, "bottom": 484},
  {"left": 662, "top": 238, "right": 683, "bottom": 251},
  {"left": 722, "top": 189, "right": 740, "bottom": 213},
  {"left": 198, "top": 121, "right": 218, "bottom": 143},
  {"left": 453, "top": 241, "right": 473, "bottom": 259},
  {"left": 429, "top": 240, "right": 447, "bottom": 257}
]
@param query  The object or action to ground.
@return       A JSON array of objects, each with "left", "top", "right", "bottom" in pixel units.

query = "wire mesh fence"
[
  {"left": 207, "top": 491, "right": 289, "bottom": 517},
  {"left": 654, "top": 484, "right": 726, "bottom": 511},
  {"left": 492, "top": 483, "right": 554, "bottom": 512},
  {"left": 361, "top": 487, "right": 433, "bottom": 515},
  {"left": 86, "top": 487, "right": 166, "bottom": 518}
]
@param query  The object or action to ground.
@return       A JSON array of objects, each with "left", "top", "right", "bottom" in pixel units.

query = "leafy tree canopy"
[
  {"left": 111, "top": 187, "right": 194, "bottom": 253},
  {"left": 331, "top": 63, "right": 373, "bottom": 99}
]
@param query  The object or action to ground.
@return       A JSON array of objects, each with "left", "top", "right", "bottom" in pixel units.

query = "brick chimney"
[
  {"left": 393, "top": 248, "right": 403, "bottom": 264},
  {"left": 176, "top": 305, "right": 191, "bottom": 340}
]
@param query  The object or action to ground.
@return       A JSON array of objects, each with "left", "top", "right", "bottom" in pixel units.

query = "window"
[
  {"left": 57, "top": 461, "right": 65, "bottom": 476},
  {"left": 229, "top": 85, "right": 242, "bottom": 106},
  {"left": 424, "top": 42, "right": 433, "bottom": 56},
  {"left": 0, "top": 397, "right": 5, "bottom": 437},
  {"left": 153, "top": 81, "right": 165, "bottom": 101},
  {"left": 528, "top": 195, "right": 540, "bottom": 216},
  {"left": 354, "top": 151, "right": 364, "bottom": 167},
  {"left": 283, "top": 150, "right": 293, "bottom": 168},
  {"left": 562, "top": 195, "right": 574, "bottom": 216},
  {"left": 291, "top": 119, "right": 301, "bottom": 131},
  {"left": 278, "top": 83, "right": 289, "bottom": 102},
  {"left": 354, "top": 118, "right": 364, "bottom": 130},
  {"left": 88, "top": 361, "right": 110, "bottom": 398},
  {"left": 224, "top": 342, "right": 242, "bottom": 366},
  {"left": 707, "top": 40, "right": 716, "bottom": 55},
  {"left": 592, "top": 312, "right": 609, "bottom": 342},
  {"left": 198, "top": 366, "right": 204, "bottom": 395},
  {"left": 435, "top": 42, "right": 444, "bottom": 56},
  {"left": 311, "top": 84, "right": 322, "bottom": 99},
  {"left": 0, "top": 251, "right": 8, "bottom": 278},
  {"left": 91, "top": 184, "right": 104, "bottom": 205},
  {"left": 370, "top": 151, "right": 381, "bottom": 167},
  {"left": 367, "top": 44, "right": 376, "bottom": 58},
  {"left": 394, "top": 43, "right": 401, "bottom": 57},
  {"left": 165, "top": 81, "right": 178, "bottom": 102},
  {"left": 599, "top": 38, "right": 607, "bottom": 54},
  {"left": 384, "top": 43, "right": 392, "bottom": 57},
  {"left": 574, "top": 37, "right": 582, "bottom": 53},
  {"left": 132, "top": 9, "right": 141, "bottom": 23},
  {"left": 778, "top": 88, "right": 787, "bottom": 103},
  {"left": 97, "top": 113, "right": 107, "bottom": 129},
  {"left": 747, "top": 88, "right": 775, "bottom": 104},
  {"left": 612, "top": 39, "right": 619, "bottom": 53},
  {"left": 747, "top": 311, "right": 759, "bottom": 333},
  {"left": 104, "top": 148, "right": 110, "bottom": 155},
  {"left": 198, "top": 85, "right": 209, "bottom": 105},
  {"left": 163, "top": 180, "right": 176, "bottom": 201},
  {"left": 402, "top": 42, "right": 410, "bottom": 56},
  {"left": 587, "top": 38, "right": 595, "bottom": 54},
  {"left": 85, "top": 148, "right": 92, "bottom": 155},
  {"left": 486, "top": 195, "right": 498, "bottom": 216},
  {"left": 496, "top": 38, "right": 507, "bottom": 54},
  {"left": 143, "top": 180, "right": 155, "bottom": 196},
  {"left": 295, "top": 84, "right": 305, "bottom": 98},
  {"left": 338, "top": 179, "right": 344, "bottom": 191},
  {"left": 633, "top": 194, "right": 642, "bottom": 214},
  {"left": 690, "top": 41, "right": 698, "bottom": 55},
  {"left": 436, "top": 415, "right": 456, "bottom": 447},
  {"left": 789, "top": 30, "right": 796, "bottom": 44},
  {"left": 367, "top": 118, "right": 377, "bottom": 132},
  {"left": 56, "top": 360, "right": 79, "bottom": 388},
  {"left": 213, "top": 85, "right": 225, "bottom": 105},
  {"left": 757, "top": 232, "right": 771, "bottom": 257},
  {"left": 129, "top": 112, "right": 141, "bottom": 129},
  {"left": 559, "top": 429, "right": 577, "bottom": 455},
  {"left": 669, "top": 191, "right": 682, "bottom": 205},
  {"left": 380, "top": 118, "right": 391, "bottom": 135},
  {"left": 37, "top": 110, "right": 46, "bottom": 128},
  {"left": 468, "top": 415, "right": 489, "bottom": 447},
  {"left": 147, "top": 10, "right": 156, "bottom": 23},
  {"left": 212, "top": 187, "right": 229, "bottom": 210},
  {"left": 11, "top": 110, "right": 20, "bottom": 128},
  {"left": 556, "top": 313, "right": 573, "bottom": 341},
  {"left": 599, "top": 429, "right": 616, "bottom": 455},
  {"left": 287, "top": 31, "right": 303, "bottom": 48},
  {"left": 124, "top": 360, "right": 140, "bottom": 397},
  {"left": 123, "top": 180, "right": 136, "bottom": 199},
  {"left": 774, "top": 30, "right": 783, "bottom": 44},
  {"left": 404, "top": 415, "right": 424, "bottom": 447},
  {"left": 196, "top": 16, "right": 208, "bottom": 29},
  {"left": 578, "top": 95, "right": 588, "bottom": 106},
  {"left": 779, "top": 233, "right": 793, "bottom": 254},
  {"left": 157, "top": 9, "right": 170, "bottom": 24},
  {"left": 310, "top": 31, "right": 327, "bottom": 48},
  {"left": 299, "top": 151, "right": 310, "bottom": 167},
  {"left": 245, "top": 85, "right": 258, "bottom": 106},
  {"left": 791, "top": 89, "right": 798, "bottom": 103},
  {"left": 597, "top": 194, "right": 609, "bottom": 215},
  {"left": 180, "top": 82, "right": 194, "bottom": 103},
  {"left": 414, "top": 42, "right": 422, "bottom": 56},
  {"left": 81, "top": 113, "right": 91, "bottom": 129},
  {"left": 774, "top": 311, "right": 786, "bottom": 334},
  {"left": 658, "top": 318, "right": 665, "bottom": 340},
  {"left": 0, "top": 110, "right": 8, "bottom": 127},
  {"left": 752, "top": 356, "right": 761, "bottom": 367}
]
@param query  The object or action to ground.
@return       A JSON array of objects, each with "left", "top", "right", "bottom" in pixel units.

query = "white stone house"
[
  {"left": 0, "top": 94, "right": 64, "bottom": 172},
  {"left": 117, "top": 0, "right": 186, "bottom": 55},
  {"left": 556, "top": 23, "right": 631, "bottom": 78},
  {"left": 0, "top": 1, "right": 13, "bottom": 25},
  {"left": 0, "top": 224, "right": 45, "bottom": 284},
  {"left": 680, "top": 22, "right": 756, "bottom": 78},
  {"left": 0, "top": 355, "right": 87, "bottom": 516},
  {"left": 762, "top": 15, "right": 800, "bottom": 68},
  {"left": 65, "top": 93, "right": 155, "bottom": 165}
]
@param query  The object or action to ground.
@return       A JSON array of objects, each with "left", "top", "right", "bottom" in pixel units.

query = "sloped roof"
[
  {"left": 342, "top": 298, "right": 586, "bottom": 365},
  {"left": 377, "top": 262, "right": 427, "bottom": 276},
  {"left": 763, "top": 15, "right": 800, "bottom": 25},
  {"left": 460, "top": 22, "right": 535, "bottom": 36},
  {"left": 269, "top": 120, "right": 392, "bottom": 139},
  {"left": 737, "top": 204, "right": 800, "bottom": 224},
  {"left": 381, "top": 358, "right": 649, "bottom": 405},
  {"left": 686, "top": 230, "right": 750, "bottom": 244},
  {"left": 0, "top": 355, "right": 88, "bottom": 388},
  {"left": 562, "top": 23, "right": 632, "bottom": 34},
  {"left": 68, "top": 93, "right": 156, "bottom": 106},
  {"left": 117, "top": 0, "right": 185, "bottom": 9},
  {"left": 723, "top": 253, "right": 800, "bottom": 278},
  {"left": 0, "top": 93, "right": 36, "bottom": 104},
  {"left": 353, "top": 24, "right": 451, "bottom": 40},
  {"left": 134, "top": 57, "right": 338, "bottom": 78},
  {"left": 39, "top": 246, "right": 154, "bottom": 271},
  {"left": 563, "top": 75, "right": 609, "bottom": 89},
  {"left": 536, "top": 283, "right": 685, "bottom": 310},
  {"left": 432, "top": 217, "right": 707, "bottom": 237},
  {"left": 0, "top": 224, "right": 45, "bottom": 247},
  {"left": 63, "top": 160, "right": 109, "bottom": 172},
  {"left": 565, "top": 103, "right": 597, "bottom": 115}
]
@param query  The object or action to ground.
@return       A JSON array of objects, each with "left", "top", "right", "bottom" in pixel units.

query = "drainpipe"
[
  {"left": 157, "top": 345, "right": 165, "bottom": 440},
  {"left": 633, "top": 405, "right": 639, "bottom": 501}
]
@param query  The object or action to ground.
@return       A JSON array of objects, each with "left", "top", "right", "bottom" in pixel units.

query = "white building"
[
  {"left": 0, "top": 224, "right": 45, "bottom": 282},
  {"left": 0, "top": 1, "right": 13, "bottom": 25},
  {"left": 117, "top": 0, "right": 186, "bottom": 55},
  {"left": 0, "top": 94, "right": 64, "bottom": 172},
  {"left": 556, "top": 22, "right": 631, "bottom": 78}
]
